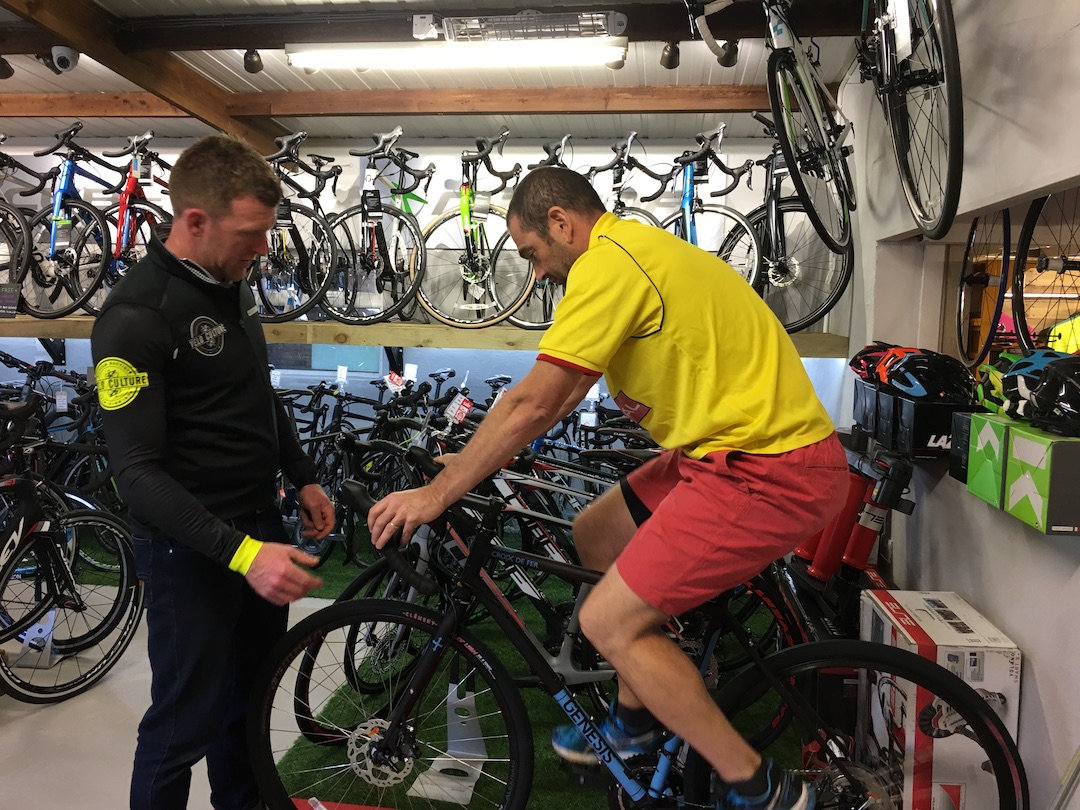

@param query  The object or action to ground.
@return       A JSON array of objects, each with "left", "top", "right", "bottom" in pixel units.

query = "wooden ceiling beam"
[
  {"left": 227, "top": 85, "right": 776, "bottom": 118},
  {"left": 0, "top": 0, "right": 281, "bottom": 151},
  {"left": 0, "top": 93, "right": 187, "bottom": 118},
  {"left": 0, "top": 2, "right": 862, "bottom": 53}
]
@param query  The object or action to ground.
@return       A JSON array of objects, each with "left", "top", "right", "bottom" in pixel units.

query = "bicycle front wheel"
[
  {"left": 248, "top": 599, "right": 534, "bottom": 810},
  {"left": 1012, "top": 189, "right": 1080, "bottom": 355},
  {"left": 768, "top": 49, "right": 853, "bottom": 253},
  {"left": 418, "top": 207, "right": 534, "bottom": 328},
  {"left": 249, "top": 201, "right": 337, "bottom": 323},
  {"left": 662, "top": 205, "right": 762, "bottom": 288},
  {"left": 881, "top": 0, "right": 964, "bottom": 239},
  {"left": 0, "top": 509, "right": 144, "bottom": 703},
  {"left": 0, "top": 199, "right": 30, "bottom": 284},
  {"left": 326, "top": 204, "right": 425, "bottom": 325},
  {"left": 684, "top": 639, "right": 1028, "bottom": 810},
  {"left": 21, "top": 200, "right": 110, "bottom": 319},
  {"left": 82, "top": 199, "right": 173, "bottom": 316},
  {"left": 956, "top": 210, "right": 1011, "bottom": 367},
  {"left": 724, "top": 198, "right": 854, "bottom": 333}
]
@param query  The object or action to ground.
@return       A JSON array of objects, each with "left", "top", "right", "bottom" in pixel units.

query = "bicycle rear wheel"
[
  {"left": 768, "top": 49, "right": 853, "bottom": 253},
  {"left": 81, "top": 199, "right": 172, "bottom": 316},
  {"left": 722, "top": 198, "right": 853, "bottom": 333},
  {"left": 1012, "top": 189, "right": 1080, "bottom": 355},
  {"left": 956, "top": 210, "right": 1011, "bottom": 367},
  {"left": 683, "top": 640, "right": 1028, "bottom": 810},
  {"left": 879, "top": 0, "right": 964, "bottom": 239},
  {"left": 0, "top": 199, "right": 30, "bottom": 284},
  {"left": 247, "top": 599, "right": 533, "bottom": 810},
  {"left": 326, "top": 204, "right": 425, "bottom": 324},
  {"left": 249, "top": 201, "right": 336, "bottom": 323},
  {"left": 418, "top": 207, "right": 534, "bottom": 328},
  {"left": 663, "top": 205, "right": 762, "bottom": 288},
  {"left": 0, "top": 509, "right": 144, "bottom": 703},
  {"left": 21, "top": 200, "right": 110, "bottom": 319}
]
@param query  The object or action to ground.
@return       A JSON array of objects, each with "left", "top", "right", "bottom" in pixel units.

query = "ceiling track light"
[
  {"left": 243, "top": 48, "right": 263, "bottom": 74},
  {"left": 659, "top": 41, "right": 680, "bottom": 70},
  {"left": 0, "top": 56, "right": 13, "bottom": 80}
]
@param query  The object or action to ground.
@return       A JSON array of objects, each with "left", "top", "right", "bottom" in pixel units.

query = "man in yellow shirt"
[{"left": 369, "top": 166, "right": 847, "bottom": 810}]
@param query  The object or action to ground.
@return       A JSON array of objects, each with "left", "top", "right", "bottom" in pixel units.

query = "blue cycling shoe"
[
  {"left": 550, "top": 713, "right": 665, "bottom": 766},
  {"left": 718, "top": 759, "right": 815, "bottom": 810}
]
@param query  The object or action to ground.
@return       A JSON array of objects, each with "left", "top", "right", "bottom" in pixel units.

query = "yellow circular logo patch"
[{"left": 95, "top": 357, "right": 150, "bottom": 411}]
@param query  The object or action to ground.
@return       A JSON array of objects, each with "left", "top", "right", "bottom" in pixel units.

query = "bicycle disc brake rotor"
[
  {"left": 347, "top": 719, "right": 415, "bottom": 786},
  {"left": 458, "top": 253, "right": 492, "bottom": 285},
  {"left": 812, "top": 761, "right": 899, "bottom": 810},
  {"left": 768, "top": 258, "right": 801, "bottom": 288}
]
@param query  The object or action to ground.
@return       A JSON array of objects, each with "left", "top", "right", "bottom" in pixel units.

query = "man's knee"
[{"left": 579, "top": 569, "right": 665, "bottom": 655}]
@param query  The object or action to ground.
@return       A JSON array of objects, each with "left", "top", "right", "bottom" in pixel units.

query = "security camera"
[{"left": 51, "top": 46, "right": 79, "bottom": 73}]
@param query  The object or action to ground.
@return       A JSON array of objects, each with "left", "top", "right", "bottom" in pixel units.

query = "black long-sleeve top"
[{"left": 90, "top": 238, "right": 317, "bottom": 566}]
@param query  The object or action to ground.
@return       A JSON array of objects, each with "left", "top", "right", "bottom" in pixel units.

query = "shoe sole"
[{"left": 551, "top": 740, "right": 601, "bottom": 767}]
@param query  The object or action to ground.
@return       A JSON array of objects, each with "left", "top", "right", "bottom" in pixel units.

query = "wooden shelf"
[{"left": 0, "top": 316, "right": 851, "bottom": 357}]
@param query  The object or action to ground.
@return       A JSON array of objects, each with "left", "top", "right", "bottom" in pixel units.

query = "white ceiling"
[{"left": 0, "top": 1, "right": 860, "bottom": 143}]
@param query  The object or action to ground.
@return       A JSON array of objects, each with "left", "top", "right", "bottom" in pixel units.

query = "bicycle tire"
[
  {"left": 0, "top": 199, "right": 30, "bottom": 284},
  {"left": 662, "top": 205, "right": 762, "bottom": 288},
  {"left": 683, "top": 639, "right": 1028, "bottom": 810},
  {"left": 249, "top": 201, "right": 337, "bottom": 323},
  {"left": 417, "top": 207, "right": 535, "bottom": 328},
  {"left": 721, "top": 197, "right": 854, "bottom": 333},
  {"left": 1012, "top": 190, "right": 1080, "bottom": 355},
  {"left": 614, "top": 205, "right": 662, "bottom": 227},
  {"left": 20, "top": 199, "right": 110, "bottom": 319},
  {"left": 880, "top": 0, "right": 964, "bottom": 239},
  {"left": 0, "top": 509, "right": 144, "bottom": 703},
  {"left": 497, "top": 225, "right": 561, "bottom": 329},
  {"left": 768, "top": 48, "right": 853, "bottom": 253},
  {"left": 247, "top": 598, "right": 534, "bottom": 810},
  {"left": 82, "top": 199, "right": 172, "bottom": 316},
  {"left": 326, "top": 203, "right": 425, "bottom": 325},
  {"left": 956, "top": 210, "right": 1011, "bottom": 367}
]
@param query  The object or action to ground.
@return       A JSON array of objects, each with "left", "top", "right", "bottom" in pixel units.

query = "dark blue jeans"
[{"left": 130, "top": 508, "right": 288, "bottom": 810}]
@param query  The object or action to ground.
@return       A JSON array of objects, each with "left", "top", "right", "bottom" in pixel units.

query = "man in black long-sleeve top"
[{"left": 92, "top": 134, "right": 334, "bottom": 810}]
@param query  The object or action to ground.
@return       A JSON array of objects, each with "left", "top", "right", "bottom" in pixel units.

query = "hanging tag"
[
  {"left": 54, "top": 390, "right": 68, "bottom": 413},
  {"left": 336, "top": 365, "right": 348, "bottom": 384},
  {"left": 587, "top": 383, "right": 601, "bottom": 400},
  {"left": 445, "top": 392, "right": 473, "bottom": 424},
  {"left": 269, "top": 369, "right": 282, "bottom": 387},
  {"left": 404, "top": 363, "right": 418, "bottom": 383},
  {"left": 54, "top": 216, "right": 72, "bottom": 249},
  {"left": 579, "top": 410, "right": 598, "bottom": 427},
  {"left": 385, "top": 371, "right": 405, "bottom": 393}
]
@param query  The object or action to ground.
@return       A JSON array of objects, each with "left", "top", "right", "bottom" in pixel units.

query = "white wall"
[{"left": 845, "top": 1, "right": 1080, "bottom": 804}]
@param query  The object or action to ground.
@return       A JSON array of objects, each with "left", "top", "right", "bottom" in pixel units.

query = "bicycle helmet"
[
  {"left": 874, "top": 346, "right": 926, "bottom": 387},
  {"left": 881, "top": 350, "right": 975, "bottom": 402},
  {"left": 1029, "top": 356, "right": 1080, "bottom": 437},
  {"left": 1000, "top": 349, "right": 1073, "bottom": 418},
  {"left": 848, "top": 341, "right": 897, "bottom": 381}
]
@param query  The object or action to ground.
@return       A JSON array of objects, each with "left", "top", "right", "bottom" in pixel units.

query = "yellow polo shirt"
[{"left": 538, "top": 213, "right": 835, "bottom": 457}]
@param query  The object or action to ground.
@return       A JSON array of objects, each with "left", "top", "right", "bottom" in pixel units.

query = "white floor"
[{"left": 0, "top": 598, "right": 328, "bottom": 810}]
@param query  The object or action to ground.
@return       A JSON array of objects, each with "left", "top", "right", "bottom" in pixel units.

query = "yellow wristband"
[{"left": 228, "top": 535, "right": 263, "bottom": 576}]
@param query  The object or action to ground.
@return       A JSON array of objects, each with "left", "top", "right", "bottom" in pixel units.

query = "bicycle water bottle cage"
[{"left": 472, "top": 191, "right": 492, "bottom": 222}]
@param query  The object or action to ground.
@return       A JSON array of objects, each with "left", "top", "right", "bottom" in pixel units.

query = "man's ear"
[
  {"left": 183, "top": 208, "right": 210, "bottom": 237},
  {"left": 547, "top": 206, "right": 573, "bottom": 243}
]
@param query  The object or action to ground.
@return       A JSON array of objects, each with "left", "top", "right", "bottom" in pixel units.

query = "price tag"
[
  {"left": 269, "top": 369, "right": 282, "bottom": 387},
  {"left": 404, "top": 363, "right": 418, "bottom": 382},
  {"left": 54, "top": 390, "right": 68, "bottom": 413},
  {"left": 445, "top": 392, "right": 474, "bottom": 424},
  {"left": 385, "top": 371, "right": 405, "bottom": 393},
  {"left": 579, "top": 410, "right": 598, "bottom": 427},
  {"left": 336, "top": 365, "right": 348, "bottom": 384},
  {"left": 0, "top": 284, "right": 19, "bottom": 319}
]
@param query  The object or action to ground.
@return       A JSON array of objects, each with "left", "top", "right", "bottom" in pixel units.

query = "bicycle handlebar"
[
  {"left": 463, "top": 127, "right": 521, "bottom": 194},
  {"left": 102, "top": 130, "right": 155, "bottom": 159},
  {"left": 349, "top": 128, "right": 436, "bottom": 195},
  {"left": 527, "top": 134, "right": 572, "bottom": 169},
  {"left": 350, "top": 126, "right": 404, "bottom": 158},
  {"left": 33, "top": 122, "right": 85, "bottom": 158},
  {"left": 585, "top": 131, "right": 641, "bottom": 178},
  {"left": 30, "top": 121, "right": 128, "bottom": 193}
]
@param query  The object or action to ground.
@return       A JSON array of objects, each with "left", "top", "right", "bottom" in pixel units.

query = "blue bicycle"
[{"left": 19, "top": 122, "right": 116, "bottom": 319}]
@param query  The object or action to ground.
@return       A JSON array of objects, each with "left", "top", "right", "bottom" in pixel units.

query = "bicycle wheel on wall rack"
[
  {"left": 662, "top": 205, "right": 762, "bottom": 288},
  {"left": 325, "top": 204, "right": 425, "bottom": 325},
  {"left": 956, "top": 210, "right": 1011, "bottom": 367},
  {"left": 417, "top": 207, "right": 534, "bottom": 328},
  {"left": 0, "top": 199, "right": 30, "bottom": 285},
  {"left": 82, "top": 199, "right": 172, "bottom": 316},
  {"left": 768, "top": 49, "right": 854, "bottom": 254},
  {"left": 876, "top": 0, "right": 964, "bottom": 239},
  {"left": 721, "top": 197, "right": 853, "bottom": 333},
  {"left": 20, "top": 199, "right": 110, "bottom": 319},
  {"left": 1012, "top": 189, "right": 1080, "bottom": 355},
  {"left": 247, "top": 599, "right": 534, "bottom": 810},
  {"left": 683, "top": 640, "right": 1028, "bottom": 810},
  {"left": 248, "top": 201, "right": 336, "bottom": 323}
]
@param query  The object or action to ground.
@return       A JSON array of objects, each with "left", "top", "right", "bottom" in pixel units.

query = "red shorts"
[{"left": 615, "top": 433, "right": 849, "bottom": 616}]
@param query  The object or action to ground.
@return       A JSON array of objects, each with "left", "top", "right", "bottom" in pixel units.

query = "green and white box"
[
  {"left": 966, "top": 413, "right": 1013, "bottom": 508},
  {"left": 1004, "top": 423, "right": 1080, "bottom": 534}
]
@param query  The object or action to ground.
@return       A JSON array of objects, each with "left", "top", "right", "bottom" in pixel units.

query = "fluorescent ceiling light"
[{"left": 285, "top": 38, "right": 628, "bottom": 70}]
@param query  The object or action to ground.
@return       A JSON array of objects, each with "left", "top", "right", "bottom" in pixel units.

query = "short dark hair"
[
  {"left": 507, "top": 166, "right": 605, "bottom": 238},
  {"left": 168, "top": 134, "right": 280, "bottom": 217}
]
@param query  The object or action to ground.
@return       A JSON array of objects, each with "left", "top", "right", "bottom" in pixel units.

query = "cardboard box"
[
  {"left": 1003, "top": 422, "right": 1080, "bottom": 534},
  {"left": 876, "top": 390, "right": 897, "bottom": 450},
  {"left": 854, "top": 377, "right": 878, "bottom": 434},
  {"left": 895, "top": 398, "right": 976, "bottom": 459},
  {"left": 966, "top": 413, "right": 1014, "bottom": 508},
  {"left": 948, "top": 411, "right": 972, "bottom": 483},
  {"left": 861, "top": 590, "right": 1021, "bottom": 810}
]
